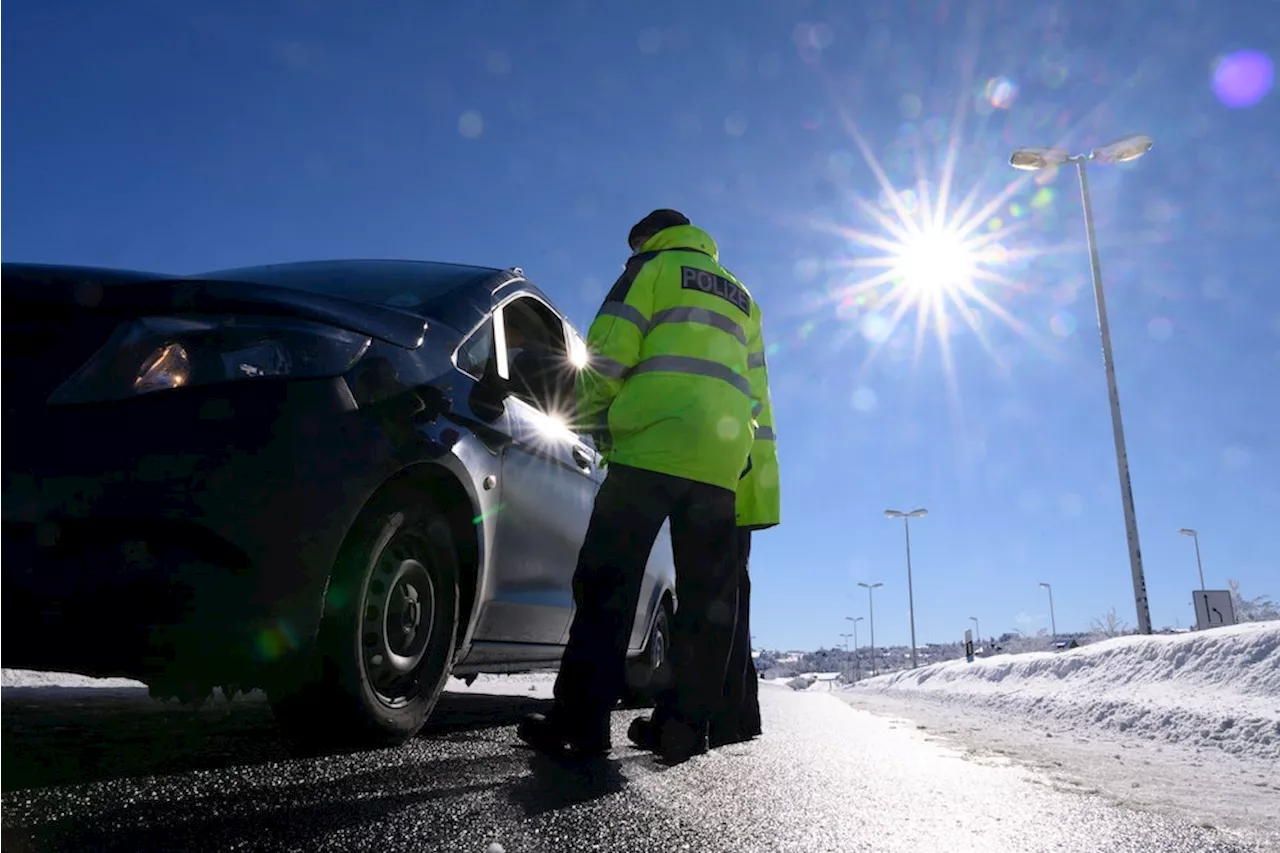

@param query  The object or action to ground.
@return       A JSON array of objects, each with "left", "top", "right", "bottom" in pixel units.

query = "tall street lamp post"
[
  {"left": 884, "top": 508, "right": 928, "bottom": 668},
  {"left": 846, "top": 615, "right": 864, "bottom": 681},
  {"left": 1039, "top": 581, "right": 1057, "bottom": 642},
  {"left": 858, "top": 582, "right": 883, "bottom": 676},
  {"left": 1009, "top": 134, "right": 1155, "bottom": 636},
  {"left": 1178, "top": 528, "right": 1207, "bottom": 592}
]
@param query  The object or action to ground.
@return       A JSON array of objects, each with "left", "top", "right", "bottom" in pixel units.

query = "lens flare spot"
[
  {"left": 1049, "top": 311, "right": 1077, "bottom": 337},
  {"left": 985, "top": 76, "right": 1019, "bottom": 109},
  {"left": 860, "top": 313, "right": 891, "bottom": 343},
  {"left": 795, "top": 257, "right": 821, "bottom": 281},
  {"left": 851, "top": 386, "right": 878, "bottom": 412},
  {"left": 987, "top": 216, "right": 1003, "bottom": 232},
  {"left": 1212, "top": 50, "right": 1274, "bottom": 108},
  {"left": 1042, "top": 61, "right": 1069, "bottom": 89},
  {"left": 716, "top": 415, "right": 743, "bottom": 441},
  {"left": 1009, "top": 202, "right": 1026, "bottom": 218},
  {"left": 1223, "top": 445, "right": 1251, "bottom": 470},
  {"left": 899, "top": 93, "right": 923, "bottom": 119},
  {"left": 797, "top": 320, "right": 817, "bottom": 340},
  {"left": 724, "top": 111, "right": 749, "bottom": 137},
  {"left": 1147, "top": 316, "right": 1174, "bottom": 341},
  {"left": 1030, "top": 187, "right": 1057, "bottom": 209},
  {"left": 458, "top": 110, "right": 484, "bottom": 138}
]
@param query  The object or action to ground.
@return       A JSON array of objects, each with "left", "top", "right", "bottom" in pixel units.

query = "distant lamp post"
[
  {"left": 858, "top": 582, "right": 884, "bottom": 676},
  {"left": 839, "top": 632, "right": 853, "bottom": 652},
  {"left": 969, "top": 616, "right": 980, "bottom": 645},
  {"left": 884, "top": 508, "right": 928, "bottom": 668},
  {"left": 846, "top": 615, "right": 864, "bottom": 681},
  {"left": 1178, "top": 528, "right": 1207, "bottom": 592},
  {"left": 1039, "top": 582, "right": 1057, "bottom": 641},
  {"left": 1009, "top": 134, "right": 1155, "bottom": 637}
]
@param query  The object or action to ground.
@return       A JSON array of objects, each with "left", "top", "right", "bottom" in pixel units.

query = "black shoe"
[
  {"left": 627, "top": 716, "right": 661, "bottom": 751},
  {"left": 518, "top": 712, "right": 611, "bottom": 762},
  {"left": 708, "top": 727, "right": 759, "bottom": 748},
  {"left": 658, "top": 719, "right": 708, "bottom": 765}
]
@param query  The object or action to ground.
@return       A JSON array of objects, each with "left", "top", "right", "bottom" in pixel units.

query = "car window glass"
[
  {"left": 456, "top": 318, "right": 494, "bottom": 380},
  {"left": 502, "top": 297, "right": 576, "bottom": 418}
]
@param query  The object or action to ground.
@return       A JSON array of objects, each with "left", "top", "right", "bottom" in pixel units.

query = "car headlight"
[{"left": 48, "top": 315, "right": 373, "bottom": 405}]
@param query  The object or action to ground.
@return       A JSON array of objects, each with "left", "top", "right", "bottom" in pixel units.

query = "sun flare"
[{"left": 890, "top": 228, "right": 978, "bottom": 299}]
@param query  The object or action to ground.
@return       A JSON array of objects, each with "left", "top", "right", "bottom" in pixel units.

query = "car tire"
[
  {"left": 272, "top": 487, "right": 459, "bottom": 749},
  {"left": 622, "top": 601, "right": 671, "bottom": 709}
]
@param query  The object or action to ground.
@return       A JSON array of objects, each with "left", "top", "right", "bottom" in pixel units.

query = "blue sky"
[{"left": 4, "top": 0, "right": 1277, "bottom": 651}]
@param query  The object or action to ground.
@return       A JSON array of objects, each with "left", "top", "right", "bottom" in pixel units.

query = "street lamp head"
[
  {"left": 1039, "top": 582, "right": 1051, "bottom": 589},
  {"left": 1178, "top": 528, "right": 1197, "bottom": 537},
  {"left": 884, "top": 509, "right": 904, "bottom": 518},
  {"left": 858, "top": 581, "right": 884, "bottom": 590},
  {"left": 908, "top": 508, "right": 929, "bottom": 518},
  {"left": 1009, "top": 147, "right": 1071, "bottom": 171},
  {"left": 1091, "top": 133, "right": 1153, "bottom": 165}
]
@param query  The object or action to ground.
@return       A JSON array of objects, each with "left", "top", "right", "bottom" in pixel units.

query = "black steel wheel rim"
[{"left": 360, "top": 532, "right": 437, "bottom": 708}]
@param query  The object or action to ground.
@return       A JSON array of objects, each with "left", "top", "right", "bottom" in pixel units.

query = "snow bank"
[
  {"left": 853, "top": 620, "right": 1280, "bottom": 759},
  {"left": 2, "top": 669, "right": 147, "bottom": 691}
]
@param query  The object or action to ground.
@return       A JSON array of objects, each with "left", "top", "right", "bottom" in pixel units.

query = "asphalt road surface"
[{"left": 1, "top": 682, "right": 1266, "bottom": 853}]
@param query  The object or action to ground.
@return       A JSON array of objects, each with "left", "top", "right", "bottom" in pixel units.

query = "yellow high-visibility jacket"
[{"left": 576, "top": 224, "right": 768, "bottom": 492}]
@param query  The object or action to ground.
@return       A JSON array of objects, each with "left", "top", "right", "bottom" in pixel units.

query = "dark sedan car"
[{"left": 2, "top": 260, "right": 676, "bottom": 748}]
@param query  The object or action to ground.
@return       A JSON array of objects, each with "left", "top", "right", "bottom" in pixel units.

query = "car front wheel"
[{"left": 272, "top": 487, "right": 459, "bottom": 749}]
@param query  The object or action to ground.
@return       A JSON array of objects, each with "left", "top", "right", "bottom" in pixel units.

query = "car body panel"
[{"left": 1, "top": 259, "right": 678, "bottom": 693}]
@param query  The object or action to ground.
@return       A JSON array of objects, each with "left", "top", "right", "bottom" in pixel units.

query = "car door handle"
[{"left": 571, "top": 444, "right": 593, "bottom": 470}]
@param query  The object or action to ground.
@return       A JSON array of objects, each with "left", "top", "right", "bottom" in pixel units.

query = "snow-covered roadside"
[
  {"left": 2, "top": 669, "right": 149, "bottom": 694},
  {"left": 847, "top": 621, "right": 1280, "bottom": 759},
  {"left": 0, "top": 668, "right": 559, "bottom": 699},
  {"left": 837, "top": 621, "right": 1280, "bottom": 848}
]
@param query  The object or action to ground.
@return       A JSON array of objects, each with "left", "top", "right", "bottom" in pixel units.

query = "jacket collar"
[{"left": 638, "top": 225, "right": 719, "bottom": 263}]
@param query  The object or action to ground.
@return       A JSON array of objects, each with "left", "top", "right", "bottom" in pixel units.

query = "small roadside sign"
[
  {"left": 1193, "top": 590, "right": 1237, "bottom": 631},
  {"left": 964, "top": 628, "right": 974, "bottom": 663}
]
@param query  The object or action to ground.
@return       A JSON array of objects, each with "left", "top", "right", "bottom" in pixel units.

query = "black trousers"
[
  {"left": 553, "top": 463, "right": 739, "bottom": 728},
  {"left": 712, "top": 528, "right": 762, "bottom": 740}
]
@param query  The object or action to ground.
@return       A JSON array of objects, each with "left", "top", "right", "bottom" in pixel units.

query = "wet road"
[{"left": 1, "top": 683, "right": 1266, "bottom": 853}]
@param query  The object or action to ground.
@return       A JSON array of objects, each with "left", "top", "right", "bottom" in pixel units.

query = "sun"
[{"left": 890, "top": 228, "right": 978, "bottom": 298}]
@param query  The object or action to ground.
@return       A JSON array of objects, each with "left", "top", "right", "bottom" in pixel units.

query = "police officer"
[
  {"left": 518, "top": 209, "right": 769, "bottom": 764},
  {"left": 712, "top": 376, "right": 780, "bottom": 746},
  {"left": 629, "top": 327, "right": 780, "bottom": 751}
]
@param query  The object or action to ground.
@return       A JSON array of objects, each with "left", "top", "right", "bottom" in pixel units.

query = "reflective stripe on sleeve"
[{"left": 598, "top": 300, "right": 651, "bottom": 334}]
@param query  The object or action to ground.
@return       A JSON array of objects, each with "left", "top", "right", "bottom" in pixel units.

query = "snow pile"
[
  {"left": 854, "top": 620, "right": 1280, "bottom": 759},
  {"left": 2, "top": 669, "right": 146, "bottom": 691}
]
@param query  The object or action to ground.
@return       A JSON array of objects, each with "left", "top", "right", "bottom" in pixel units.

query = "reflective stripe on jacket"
[{"left": 576, "top": 224, "right": 760, "bottom": 491}]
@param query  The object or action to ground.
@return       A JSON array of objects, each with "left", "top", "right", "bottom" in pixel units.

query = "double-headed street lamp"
[
  {"left": 845, "top": 615, "right": 864, "bottom": 680},
  {"left": 857, "top": 582, "right": 883, "bottom": 676},
  {"left": 1009, "top": 133, "right": 1155, "bottom": 636},
  {"left": 884, "top": 508, "right": 927, "bottom": 668},
  {"left": 1039, "top": 581, "right": 1057, "bottom": 641}
]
